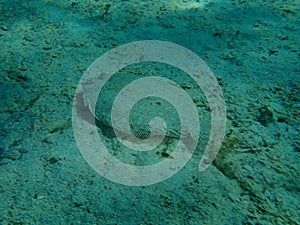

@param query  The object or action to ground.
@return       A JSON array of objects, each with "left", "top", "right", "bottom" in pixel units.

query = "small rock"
[
  {"left": 42, "top": 46, "right": 52, "bottom": 50},
  {"left": 1, "top": 25, "right": 8, "bottom": 31},
  {"left": 24, "top": 36, "right": 34, "bottom": 42},
  {"left": 244, "top": 165, "right": 253, "bottom": 171},
  {"left": 3, "top": 148, "right": 22, "bottom": 160}
]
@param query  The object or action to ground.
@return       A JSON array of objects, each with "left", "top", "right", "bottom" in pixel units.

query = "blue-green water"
[{"left": 0, "top": 0, "right": 299, "bottom": 224}]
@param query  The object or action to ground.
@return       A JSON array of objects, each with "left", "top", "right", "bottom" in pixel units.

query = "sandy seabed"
[{"left": 0, "top": 0, "right": 299, "bottom": 224}]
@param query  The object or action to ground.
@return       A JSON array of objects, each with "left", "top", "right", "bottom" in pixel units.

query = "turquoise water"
[{"left": 0, "top": 0, "right": 299, "bottom": 224}]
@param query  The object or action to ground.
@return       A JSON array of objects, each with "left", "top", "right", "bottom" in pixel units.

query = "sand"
[{"left": 0, "top": 0, "right": 299, "bottom": 224}]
